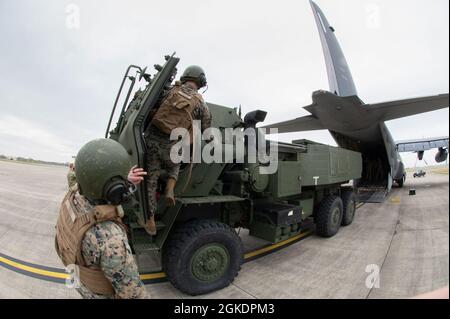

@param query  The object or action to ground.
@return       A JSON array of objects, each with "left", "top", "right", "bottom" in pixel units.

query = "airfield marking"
[
  {"left": 0, "top": 252, "right": 67, "bottom": 284},
  {"left": 0, "top": 230, "right": 314, "bottom": 285},
  {"left": 0, "top": 254, "right": 67, "bottom": 278},
  {"left": 244, "top": 230, "right": 313, "bottom": 260},
  {"left": 389, "top": 196, "right": 401, "bottom": 204},
  {"left": 0, "top": 203, "right": 365, "bottom": 286}
]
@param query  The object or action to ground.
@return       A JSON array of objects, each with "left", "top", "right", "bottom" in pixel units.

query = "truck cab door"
[{"left": 108, "top": 55, "right": 180, "bottom": 224}]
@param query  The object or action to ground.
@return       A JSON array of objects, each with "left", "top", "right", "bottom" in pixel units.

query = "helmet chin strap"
[
  {"left": 117, "top": 181, "right": 137, "bottom": 204},
  {"left": 202, "top": 84, "right": 208, "bottom": 94},
  {"left": 128, "top": 182, "right": 137, "bottom": 194}
]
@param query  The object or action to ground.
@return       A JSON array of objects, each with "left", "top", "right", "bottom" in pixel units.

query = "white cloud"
[
  {"left": 0, "top": 115, "right": 76, "bottom": 162},
  {"left": 0, "top": 0, "right": 448, "bottom": 168}
]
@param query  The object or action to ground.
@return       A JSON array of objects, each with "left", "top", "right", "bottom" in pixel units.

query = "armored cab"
[{"left": 106, "top": 55, "right": 362, "bottom": 295}]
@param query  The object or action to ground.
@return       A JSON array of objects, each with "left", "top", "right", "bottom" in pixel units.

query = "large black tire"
[
  {"left": 341, "top": 191, "right": 357, "bottom": 226},
  {"left": 396, "top": 176, "right": 405, "bottom": 188},
  {"left": 162, "top": 219, "right": 243, "bottom": 296},
  {"left": 315, "top": 195, "right": 343, "bottom": 238}
]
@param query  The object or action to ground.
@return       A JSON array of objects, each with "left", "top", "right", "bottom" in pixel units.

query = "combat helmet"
[
  {"left": 75, "top": 138, "right": 132, "bottom": 205},
  {"left": 180, "top": 65, "right": 207, "bottom": 89}
]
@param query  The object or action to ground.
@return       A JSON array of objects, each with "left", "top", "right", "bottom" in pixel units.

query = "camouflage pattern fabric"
[
  {"left": 145, "top": 125, "right": 180, "bottom": 215},
  {"left": 67, "top": 170, "right": 77, "bottom": 189},
  {"left": 144, "top": 83, "right": 212, "bottom": 215},
  {"left": 73, "top": 192, "right": 149, "bottom": 299}
]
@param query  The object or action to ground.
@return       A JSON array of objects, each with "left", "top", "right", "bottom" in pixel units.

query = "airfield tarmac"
[{"left": 0, "top": 160, "right": 448, "bottom": 299}]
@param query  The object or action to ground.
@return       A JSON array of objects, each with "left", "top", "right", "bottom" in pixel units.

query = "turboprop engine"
[{"left": 435, "top": 147, "right": 448, "bottom": 163}]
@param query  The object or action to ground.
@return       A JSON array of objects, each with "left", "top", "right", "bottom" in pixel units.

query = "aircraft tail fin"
[{"left": 310, "top": 1, "right": 358, "bottom": 97}]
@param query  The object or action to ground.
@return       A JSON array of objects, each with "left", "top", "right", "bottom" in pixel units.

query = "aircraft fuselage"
[{"left": 307, "top": 91, "right": 406, "bottom": 191}]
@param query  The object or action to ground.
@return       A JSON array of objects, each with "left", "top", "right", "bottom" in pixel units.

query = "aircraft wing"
[
  {"left": 262, "top": 115, "right": 324, "bottom": 133},
  {"left": 366, "top": 94, "right": 449, "bottom": 122},
  {"left": 396, "top": 136, "right": 449, "bottom": 152}
]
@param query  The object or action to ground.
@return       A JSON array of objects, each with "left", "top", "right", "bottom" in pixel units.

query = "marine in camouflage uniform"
[
  {"left": 73, "top": 192, "right": 148, "bottom": 299},
  {"left": 145, "top": 98, "right": 211, "bottom": 210},
  {"left": 144, "top": 66, "right": 211, "bottom": 235},
  {"left": 55, "top": 139, "right": 149, "bottom": 299}
]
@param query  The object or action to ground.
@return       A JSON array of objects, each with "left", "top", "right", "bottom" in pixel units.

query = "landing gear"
[{"left": 395, "top": 175, "right": 405, "bottom": 188}]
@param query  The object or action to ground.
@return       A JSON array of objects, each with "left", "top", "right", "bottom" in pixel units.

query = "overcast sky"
[{"left": 0, "top": 0, "right": 448, "bottom": 167}]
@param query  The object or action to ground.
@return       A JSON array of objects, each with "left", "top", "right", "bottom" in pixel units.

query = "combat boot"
[
  {"left": 145, "top": 214, "right": 157, "bottom": 236},
  {"left": 165, "top": 177, "right": 176, "bottom": 207}
]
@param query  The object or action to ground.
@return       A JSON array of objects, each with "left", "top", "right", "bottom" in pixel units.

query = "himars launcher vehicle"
[
  {"left": 105, "top": 54, "right": 362, "bottom": 295},
  {"left": 96, "top": 1, "right": 448, "bottom": 295}
]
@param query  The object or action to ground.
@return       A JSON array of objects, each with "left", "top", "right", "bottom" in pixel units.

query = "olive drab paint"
[{"left": 102, "top": 53, "right": 362, "bottom": 295}]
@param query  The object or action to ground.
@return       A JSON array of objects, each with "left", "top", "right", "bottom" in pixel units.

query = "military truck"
[{"left": 106, "top": 55, "right": 362, "bottom": 295}]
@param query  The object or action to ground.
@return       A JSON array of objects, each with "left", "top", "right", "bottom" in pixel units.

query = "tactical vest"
[
  {"left": 55, "top": 189, "right": 126, "bottom": 297},
  {"left": 151, "top": 83, "right": 202, "bottom": 136}
]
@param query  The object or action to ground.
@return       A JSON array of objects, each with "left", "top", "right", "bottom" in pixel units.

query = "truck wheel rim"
[
  {"left": 190, "top": 244, "right": 230, "bottom": 282},
  {"left": 331, "top": 207, "right": 341, "bottom": 226}
]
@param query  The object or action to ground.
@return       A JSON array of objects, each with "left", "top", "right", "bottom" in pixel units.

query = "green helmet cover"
[
  {"left": 180, "top": 65, "right": 207, "bottom": 88},
  {"left": 75, "top": 138, "right": 131, "bottom": 201}
]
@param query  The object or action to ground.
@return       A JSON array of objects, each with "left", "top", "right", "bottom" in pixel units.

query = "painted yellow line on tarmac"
[
  {"left": 0, "top": 255, "right": 68, "bottom": 280},
  {"left": 140, "top": 272, "right": 166, "bottom": 281},
  {"left": 244, "top": 230, "right": 313, "bottom": 260},
  {"left": 1, "top": 203, "right": 364, "bottom": 283},
  {"left": 0, "top": 230, "right": 313, "bottom": 283}
]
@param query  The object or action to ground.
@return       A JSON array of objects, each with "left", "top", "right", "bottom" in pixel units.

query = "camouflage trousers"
[
  {"left": 145, "top": 126, "right": 181, "bottom": 215},
  {"left": 76, "top": 221, "right": 149, "bottom": 299}
]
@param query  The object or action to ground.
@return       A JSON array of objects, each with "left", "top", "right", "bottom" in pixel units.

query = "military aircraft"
[
  {"left": 264, "top": 1, "right": 449, "bottom": 202},
  {"left": 396, "top": 136, "right": 449, "bottom": 165}
]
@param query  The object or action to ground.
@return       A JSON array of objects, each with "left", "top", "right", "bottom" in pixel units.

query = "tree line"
[{"left": 0, "top": 154, "right": 68, "bottom": 166}]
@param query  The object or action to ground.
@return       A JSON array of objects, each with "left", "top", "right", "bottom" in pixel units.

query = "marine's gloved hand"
[{"left": 128, "top": 165, "right": 147, "bottom": 185}]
